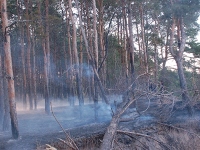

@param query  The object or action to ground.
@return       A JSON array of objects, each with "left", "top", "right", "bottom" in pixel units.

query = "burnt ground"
[
  {"left": 1, "top": 99, "right": 200, "bottom": 150},
  {"left": 0, "top": 103, "right": 112, "bottom": 150}
]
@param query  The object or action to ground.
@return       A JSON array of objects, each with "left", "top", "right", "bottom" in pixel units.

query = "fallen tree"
[{"left": 100, "top": 73, "right": 195, "bottom": 150}]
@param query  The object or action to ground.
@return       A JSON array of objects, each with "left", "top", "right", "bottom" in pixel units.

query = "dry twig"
[
  {"left": 50, "top": 102, "right": 79, "bottom": 150},
  {"left": 114, "top": 139, "right": 123, "bottom": 150},
  {"left": 117, "top": 130, "right": 171, "bottom": 150},
  {"left": 45, "top": 144, "right": 57, "bottom": 150}
]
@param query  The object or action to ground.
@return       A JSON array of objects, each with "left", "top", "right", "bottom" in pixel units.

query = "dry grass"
[
  {"left": 115, "top": 120, "right": 200, "bottom": 150},
  {"left": 37, "top": 120, "right": 200, "bottom": 150},
  {"left": 37, "top": 134, "right": 103, "bottom": 150}
]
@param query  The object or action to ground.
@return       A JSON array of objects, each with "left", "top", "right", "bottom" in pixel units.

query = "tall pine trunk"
[
  {"left": 0, "top": 52, "right": 4, "bottom": 128},
  {"left": 44, "top": 0, "right": 51, "bottom": 114},
  {"left": 1, "top": 0, "right": 19, "bottom": 138},
  {"left": 20, "top": 27, "right": 27, "bottom": 109},
  {"left": 32, "top": 35, "right": 37, "bottom": 109},
  {"left": 169, "top": 18, "right": 193, "bottom": 115},
  {"left": 25, "top": 0, "right": 33, "bottom": 110},
  {"left": 75, "top": 0, "right": 108, "bottom": 104},
  {"left": 68, "top": 0, "right": 84, "bottom": 108},
  {"left": 17, "top": 0, "right": 27, "bottom": 110},
  {"left": 3, "top": 75, "right": 10, "bottom": 131},
  {"left": 92, "top": 0, "right": 99, "bottom": 120},
  {"left": 139, "top": 4, "right": 148, "bottom": 73},
  {"left": 65, "top": 2, "right": 75, "bottom": 106},
  {"left": 127, "top": 1, "right": 135, "bottom": 77}
]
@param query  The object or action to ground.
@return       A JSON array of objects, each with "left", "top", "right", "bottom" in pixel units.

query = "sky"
[{"left": 165, "top": 17, "right": 200, "bottom": 70}]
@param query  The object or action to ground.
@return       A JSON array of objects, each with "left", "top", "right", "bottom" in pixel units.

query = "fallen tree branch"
[
  {"left": 117, "top": 130, "right": 171, "bottom": 150},
  {"left": 45, "top": 144, "right": 57, "bottom": 150},
  {"left": 57, "top": 138, "right": 77, "bottom": 150},
  {"left": 100, "top": 91, "right": 144, "bottom": 150},
  {"left": 136, "top": 93, "right": 151, "bottom": 115},
  {"left": 114, "top": 139, "right": 123, "bottom": 150},
  {"left": 100, "top": 73, "right": 177, "bottom": 150},
  {"left": 119, "top": 117, "right": 139, "bottom": 122},
  {"left": 50, "top": 102, "right": 79, "bottom": 150}
]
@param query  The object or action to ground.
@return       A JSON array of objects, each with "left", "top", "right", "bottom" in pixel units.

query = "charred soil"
[{"left": 0, "top": 101, "right": 200, "bottom": 150}]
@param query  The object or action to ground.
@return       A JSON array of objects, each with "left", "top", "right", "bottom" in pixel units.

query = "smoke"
[
  {"left": 15, "top": 97, "right": 114, "bottom": 135},
  {"left": 62, "top": 63, "right": 94, "bottom": 78},
  {"left": 81, "top": 63, "right": 94, "bottom": 77}
]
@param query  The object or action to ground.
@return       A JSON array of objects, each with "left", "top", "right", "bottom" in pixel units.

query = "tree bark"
[
  {"left": 68, "top": 0, "right": 84, "bottom": 107},
  {"left": 1, "top": 0, "right": 19, "bottom": 138},
  {"left": 92, "top": 0, "right": 99, "bottom": 120},
  {"left": 139, "top": 4, "right": 148, "bottom": 73},
  {"left": 122, "top": 1, "right": 129, "bottom": 84},
  {"left": 92, "top": 0, "right": 98, "bottom": 69},
  {"left": 0, "top": 52, "right": 4, "bottom": 128},
  {"left": 25, "top": 0, "right": 33, "bottom": 110},
  {"left": 17, "top": 0, "right": 27, "bottom": 110},
  {"left": 44, "top": 0, "right": 51, "bottom": 114},
  {"left": 3, "top": 75, "right": 10, "bottom": 131},
  {"left": 74, "top": 0, "right": 109, "bottom": 104},
  {"left": 97, "top": 0, "right": 106, "bottom": 86},
  {"left": 100, "top": 90, "right": 136, "bottom": 150},
  {"left": 32, "top": 34, "right": 37, "bottom": 109},
  {"left": 169, "top": 17, "right": 193, "bottom": 115},
  {"left": 67, "top": 14, "right": 75, "bottom": 106},
  {"left": 20, "top": 26, "right": 27, "bottom": 110},
  {"left": 127, "top": 1, "right": 135, "bottom": 76}
]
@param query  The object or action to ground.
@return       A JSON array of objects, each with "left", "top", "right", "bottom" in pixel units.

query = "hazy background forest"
[{"left": 1, "top": 0, "right": 200, "bottom": 149}]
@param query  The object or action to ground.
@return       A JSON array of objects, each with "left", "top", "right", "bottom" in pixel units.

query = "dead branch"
[
  {"left": 57, "top": 138, "right": 77, "bottom": 150},
  {"left": 119, "top": 117, "right": 139, "bottom": 122},
  {"left": 136, "top": 93, "right": 151, "bottom": 115},
  {"left": 100, "top": 73, "right": 178, "bottom": 150},
  {"left": 117, "top": 130, "right": 171, "bottom": 150},
  {"left": 45, "top": 144, "right": 57, "bottom": 150},
  {"left": 100, "top": 90, "right": 144, "bottom": 150},
  {"left": 131, "top": 136, "right": 149, "bottom": 149},
  {"left": 50, "top": 102, "right": 79, "bottom": 150},
  {"left": 114, "top": 139, "right": 123, "bottom": 150}
]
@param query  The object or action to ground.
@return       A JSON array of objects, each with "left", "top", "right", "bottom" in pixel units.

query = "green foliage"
[
  {"left": 186, "top": 40, "right": 200, "bottom": 57},
  {"left": 159, "top": 69, "right": 180, "bottom": 90},
  {"left": 2, "top": 0, "right": 200, "bottom": 99},
  {"left": 106, "top": 35, "right": 123, "bottom": 88},
  {"left": 161, "top": 0, "right": 200, "bottom": 26}
]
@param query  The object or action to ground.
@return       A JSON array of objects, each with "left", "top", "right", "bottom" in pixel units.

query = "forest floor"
[
  {"left": 0, "top": 102, "right": 112, "bottom": 150},
  {"left": 0, "top": 98, "right": 200, "bottom": 150}
]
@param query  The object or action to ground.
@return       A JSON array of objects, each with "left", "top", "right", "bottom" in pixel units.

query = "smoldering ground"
[{"left": 1, "top": 94, "right": 125, "bottom": 148}]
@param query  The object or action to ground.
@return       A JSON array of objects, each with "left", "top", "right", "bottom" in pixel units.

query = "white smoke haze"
[
  {"left": 61, "top": 63, "right": 94, "bottom": 79},
  {"left": 12, "top": 93, "right": 124, "bottom": 148},
  {"left": 15, "top": 94, "right": 123, "bottom": 117}
]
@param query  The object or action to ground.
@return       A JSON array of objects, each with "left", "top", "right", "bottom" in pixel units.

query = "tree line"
[{"left": 0, "top": 0, "right": 200, "bottom": 139}]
